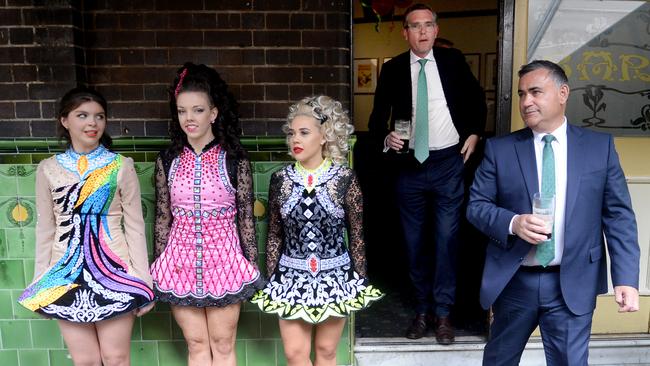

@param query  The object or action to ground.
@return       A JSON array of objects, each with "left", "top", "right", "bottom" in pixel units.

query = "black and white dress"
[{"left": 251, "top": 159, "right": 382, "bottom": 324}]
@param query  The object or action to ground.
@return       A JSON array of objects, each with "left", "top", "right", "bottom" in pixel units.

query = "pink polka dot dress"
[{"left": 151, "top": 143, "right": 263, "bottom": 307}]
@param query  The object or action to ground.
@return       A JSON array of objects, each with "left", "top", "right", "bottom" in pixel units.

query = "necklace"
[{"left": 295, "top": 158, "right": 331, "bottom": 192}]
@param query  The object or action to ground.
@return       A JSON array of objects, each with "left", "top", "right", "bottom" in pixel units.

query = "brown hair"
[{"left": 57, "top": 87, "right": 112, "bottom": 149}]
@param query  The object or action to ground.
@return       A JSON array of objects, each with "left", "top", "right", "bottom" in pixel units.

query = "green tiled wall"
[{"left": 0, "top": 138, "right": 355, "bottom": 366}]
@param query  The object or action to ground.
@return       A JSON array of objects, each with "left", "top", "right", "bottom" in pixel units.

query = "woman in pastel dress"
[
  {"left": 150, "top": 62, "right": 264, "bottom": 366},
  {"left": 252, "top": 95, "right": 383, "bottom": 366},
  {"left": 18, "top": 87, "right": 155, "bottom": 365}
]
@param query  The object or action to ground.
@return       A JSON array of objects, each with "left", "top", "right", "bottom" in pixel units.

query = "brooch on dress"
[{"left": 295, "top": 158, "right": 332, "bottom": 192}]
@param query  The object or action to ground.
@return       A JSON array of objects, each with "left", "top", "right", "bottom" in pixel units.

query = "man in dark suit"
[
  {"left": 467, "top": 60, "right": 640, "bottom": 365},
  {"left": 368, "top": 3, "right": 486, "bottom": 342}
]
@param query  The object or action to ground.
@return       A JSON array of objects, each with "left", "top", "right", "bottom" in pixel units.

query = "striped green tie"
[
  {"left": 536, "top": 134, "right": 556, "bottom": 266},
  {"left": 414, "top": 59, "right": 429, "bottom": 163}
]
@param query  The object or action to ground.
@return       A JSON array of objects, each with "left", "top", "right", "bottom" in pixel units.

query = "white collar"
[{"left": 409, "top": 49, "right": 435, "bottom": 65}]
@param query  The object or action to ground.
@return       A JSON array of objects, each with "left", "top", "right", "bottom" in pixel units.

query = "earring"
[{"left": 210, "top": 120, "right": 215, "bottom": 124}]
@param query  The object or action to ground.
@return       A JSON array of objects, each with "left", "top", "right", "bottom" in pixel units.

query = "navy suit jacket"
[
  {"left": 367, "top": 48, "right": 486, "bottom": 153},
  {"left": 466, "top": 124, "right": 640, "bottom": 316}
]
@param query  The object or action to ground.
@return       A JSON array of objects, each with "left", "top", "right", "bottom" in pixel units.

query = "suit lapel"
[
  {"left": 564, "top": 124, "right": 584, "bottom": 221},
  {"left": 514, "top": 129, "right": 538, "bottom": 206}
]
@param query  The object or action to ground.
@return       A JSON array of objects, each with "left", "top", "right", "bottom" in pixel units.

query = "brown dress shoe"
[
  {"left": 405, "top": 313, "right": 429, "bottom": 339},
  {"left": 435, "top": 316, "right": 455, "bottom": 345}
]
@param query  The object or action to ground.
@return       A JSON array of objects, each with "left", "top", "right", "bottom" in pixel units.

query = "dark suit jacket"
[
  {"left": 466, "top": 124, "right": 640, "bottom": 316},
  {"left": 367, "top": 48, "right": 487, "bottom": 152}
]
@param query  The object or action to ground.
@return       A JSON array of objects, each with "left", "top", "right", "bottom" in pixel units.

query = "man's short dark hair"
[
  {"left": 518, "top": 60, "right": 568, "bottom": 87},
  {"left": 403, "top": 3, "right": 437, "bottom": 28}
]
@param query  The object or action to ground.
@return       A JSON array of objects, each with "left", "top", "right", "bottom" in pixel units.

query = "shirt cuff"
[
  {"left": 383, "top": 135, "right": 390, "bottom": 153},
  {"left": 508, "top": 215, "right": 517, "bottom": 235}
]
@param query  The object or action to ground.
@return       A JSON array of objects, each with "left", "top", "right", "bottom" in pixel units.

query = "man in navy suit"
[
  {"left": 368, "top": 3, "right": 486, "bottom": 342},
  {"left": 467, "top": 60, "right": 640, "bottom": 365}
]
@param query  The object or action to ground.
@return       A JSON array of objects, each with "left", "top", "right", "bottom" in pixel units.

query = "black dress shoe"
[
  {"left": 434, "top": 316, "right": 455, "bottom": 345},
  {"left": 405, "top": 313, "right": 429, "bottom": 339}
]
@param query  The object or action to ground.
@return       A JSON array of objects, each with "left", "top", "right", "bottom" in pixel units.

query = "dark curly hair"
[
  {"left": 167, "top": 62, "right": 245, "bottom": 159},
  {"left": 57, "top": 87, "right": 113, "bottom": 149}
]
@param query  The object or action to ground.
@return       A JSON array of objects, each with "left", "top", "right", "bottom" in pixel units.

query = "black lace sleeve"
[
  {"left": 344, "top": 170, "right": 367, "bottom": 277},
  {"left": 265, "top": 171, "right": 284, "bottom": 277},
  {"left": 235, "top": 158, "right": 258, "bottom": 264},
  {"left": 154, "top": 156, "right": 172, "bottom": 259}
]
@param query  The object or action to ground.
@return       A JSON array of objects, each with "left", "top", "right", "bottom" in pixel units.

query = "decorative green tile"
[
  {"left": 141, "top": 312, "right": 172, "bottom": 340},
  {"left": 135, "top": 163, "right": 155, "bottom": 194},
  {"left": 0, "top": 350, "right": 18, "bottom": 366},
  {"left": 31, "top": 319, "right": 63, "bottom": 348},
  {"left": 170, "top": 317, "right": 184, "bottom": 340},
  {"left": 145, "top": 223, "right": 154, "bottom": 259},
  {"left": 49, "top": 349, "right": 73, "bottom": 366},
  {"left": 0, "top": 197, "right": 36, "bottom": 229},
  {"left": 145, "top": 152, "right": 159, "bottom": 162},
  {"left": 275, "top": 340, "right": 288, "bottom": 366},
  {"left": 15, "top": 165, "right": 37, "bottom": 197},
  {"left": 246, "top": 340, "right": 276, "bottom": 366},
  {"left": 0, "top": 290, "right": 12, "bottom": 318},
  {"left": 236, "top": 309, "right": 260, "bottom": 339},
  {"left": 270, "top": 152, "right": 293, "bottom": 162},
  {"left": 141, "top": 195, "right": 155, "bottom": 224},
  {"left": 0, "top": 166, "right": 17, "bottom": 195},
  {"left": 0, "top": 320, "right": 32, "bottom": 348},
  {"left": 235, "top": 340, "right": 245, "bottom": 364},
  {"left": 0, "top": 155, "right": 32, "bottom": 164},
  {"left": 336, "top": 337, "right": 351, "bottom": 365},
  {"left": 131, "top": 341, "right": 158, "bottom": 365},
  {"left": 131, "top": 317, "right": 142, "bottom": 340},
  {"left": 154, "top": 301, "right": 171, "bottom": 312},
  {"left": 23, "top": 259, "right": 34, "bottom": 284},
  {"left": 260, "top": 313, "right": 280, "bottom": 338},
  {"left": 5, "top": 228, "right": 35, "bottom": 258},
  {"left": 31, "top": 153, "right": 55, "bottom": 164},
  {"left": 0, "top": 229, "right": 6, "bottom": 257},
  {"left": 157, "top": 341, "right": 187, "bottom": 366},
  {"left": 255, "top": 221, "right": 268, "bottom": 254},
  {"left": 19, "top": 350, "right": 48, "bottom": 365},
  {"left": 122, "top": 152, "right": 147, "bottom": 162},
  {"left": 12, "top": 290, "right": 40, "bottom": 319},
  {"left": 0, "top": 260, "right": 26, "bottom": 289}
]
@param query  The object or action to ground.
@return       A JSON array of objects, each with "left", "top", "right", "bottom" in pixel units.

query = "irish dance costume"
[
  {"left": 252, "top": 159, "right": 382, "bottom": 323},
  {"left": 19, "top": 146, "right": 154, "bottom": 322},
  {"left": 150, "top": 142, "right": 263, "bottom": 306}
]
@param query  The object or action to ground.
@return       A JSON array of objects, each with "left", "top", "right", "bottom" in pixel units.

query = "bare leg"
[
  {"left": 279, "top": 319, "right": 313, "bottom": 366},
  {"left": 57, "top": 320, "right": 102, "bottom": 366},
  {"left": 206, "top": 303, "right": 240, "bottom": 366},
  {"left": 314, "top": 317, "right": 346, "bottom": 366},
  {"left": 95, "top": 313, "right": 135, "bottom": 366},
  {"left": 172, "top": 305, "right": 211, "bottom": 366}
]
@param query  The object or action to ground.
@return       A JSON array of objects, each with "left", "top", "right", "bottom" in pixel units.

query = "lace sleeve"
[
  {"left": 235, "top": 158, "right": 258, "bottom": 264},
  {"left": 154, "top": 156, "right": 172, "bottom": 259},
  {"left": 265, "top": 171, "right": 284, "bottom": 277},
  {"left": 344, "top": 171, "right": 367, "bottom": 277}
]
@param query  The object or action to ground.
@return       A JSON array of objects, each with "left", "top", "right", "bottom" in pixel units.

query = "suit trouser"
[
  {"left": 483, "top": 269, "right": 593, "bottom": 366},
  {"left": 396, "top": 145, "right": 464, "bottom": 316}
]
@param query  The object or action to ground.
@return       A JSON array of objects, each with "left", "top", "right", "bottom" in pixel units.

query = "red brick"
[
  {"left": 289, "top": 85, "right": 313, "bottom": 100},
  {"left": 204, "top": 31, "right": 252, "bottom": 47},
  {"left": 23, "top": 8, "right": 74, "bottom": 26},
  {"left": 0, "top": 29, "right": 8, "bottom": 45},
  {"left": 266, "top": 50, "right": 289, "bottom": 65},
  {"left": 253, "top": 0, "right": 300, "bottom": 10},
  {"left": 254, "top": 67, "right": 301, "bottom": 83},
  {"left": 144, "top": 13, "right": 169, "bottom": 29},
  {"left": 0, "top": 47, "right": 25, "bottom": 63},
  {"left": 291, "top": 14, "right": 314, "bottom": 29},
  {"left": 119, "top": 85, "right": 144, "bottom": 100},
  {"left": 0, "top": 102, "right": 15, "bottom": 119},
  {"left": 9, "top": 28, "right": 34, "bottom": 45},
  {"left": 253, "top": 31, "right": 300, "bottom": 47},
  {"left": 303, "top": 0, "right": 348, "bottom": 11},
  {"left": 51, "top": 65, "right": 77, "bottom": 82},
  {"left": 93, "top": 50, "right": 120, "bottom": 65},
  {"left": 110, "top": 67, "right": 161, "bottom": 84},
  {"left": 145, "top": 49, "right": 168, "bottom": 65},
  {"left": 120, "top": 49, "right": 145, "bottom": 65},
  {"left": 29, "top": 83, "right": 74, "bottom": 100},
  {"left": 218, "top": 66, "right": 254, "bottom": 84},
  {"left": 217, "top": 13, "right": 241, "bottom": 28},
  {"left": 157, "top": 30, "right": 204, "bottom": 47},
  {"left": 266, "top": 14, "right": 290, "bottom": 29},
  {"left": 265, "top": 85, "right": 288, "bottom": 101},
  {"left": 192, "top": 14, "right": 217, "bottom": 28},
  {"left": 302, "top": 30, "right": 344, "bottom": 47},
  {"left": 87, "top": 31, "right": 155, "bottom": 47},
  {"left": 0, "top": 9, "right": 22, "bottom": 25},
  {"left": 0, "top": 121, "right": 30, "bottom": 137},
  {"left": 0, "top": 84, "right": 28, "bottom": 100},
  {"left": 303, "top": 66, "right": 347, "bottom": 83},
  {"left": 31, "top": 120, "right": 57, "bottom": 137},
  {"left": 144, "top": 85, "right": 168, "bottom": 101},
  {"left": 155, "top": 0, "right": 203, "bottom": 11},
  {"left": 205, "top": 0, "right": 252, "bottom": 10},
  {"left": 0, "top": 66, "right": 11, "bottom": 82},
  {"left": 111, "top": 101, "right": 166, "bottom": 119},
  {"left": 15, "top": 101, "right": 41, "bottom": 118},
  {"left": 239, "top": 84, "right": 264, "bottom": 101},
  {"left": 290, "top": 50, "right": 312, "bottom": 65},
  {"left": 119, "top": 14, "right": 144, "bottom": 29},
  {"left": 145, "top": 120, "right": 170, "bottom": 136},
  {"left": 95, "top": 13, "right": 119, "bottom": 29},
  {"left": 169, "top": 13, "right": 195, "bottom": 29},
  {"left": 242, "top": 13, "right": 264, "bottom": 29}
]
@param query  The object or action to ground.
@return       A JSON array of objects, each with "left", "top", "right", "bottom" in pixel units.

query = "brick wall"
[{"left": 0, "top": 0, "right": 352, "bottom": 138}]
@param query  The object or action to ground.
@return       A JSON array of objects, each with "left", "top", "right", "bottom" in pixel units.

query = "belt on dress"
[{"left": 279, "top": 252, "right": 350, "bottom": 276}]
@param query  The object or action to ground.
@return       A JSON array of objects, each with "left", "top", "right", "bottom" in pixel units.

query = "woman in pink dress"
[{"left": 150, "top": 63, "right": 264, "bottom": 366}]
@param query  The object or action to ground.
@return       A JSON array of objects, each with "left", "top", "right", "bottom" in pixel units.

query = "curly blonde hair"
[{"left": 283, "top": 95, "right": 354, "bottom": 165}]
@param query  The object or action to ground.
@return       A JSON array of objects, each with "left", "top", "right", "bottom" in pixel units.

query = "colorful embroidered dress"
[
  {"left": 19, "top": 146, "right": 154, "bottom": 322},
  {"left": 150, "top": 143, "right": 263, "bottom": 307},
  {"left": 251, "top": 160, "right": 383, "bottom": 323}
]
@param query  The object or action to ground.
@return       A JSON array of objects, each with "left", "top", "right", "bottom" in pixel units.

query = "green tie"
[
  {"left": 536, "top": 134, "right": 556, "bottom": 266},
  {"left": 414, "top": 59, "right": 429, "bottom": 163}
]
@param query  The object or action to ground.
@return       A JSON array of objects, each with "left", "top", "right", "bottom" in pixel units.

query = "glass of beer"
[
  {"left": 394, "top": 119, "right": 411, "bottom": 154},
  {"left": 532, "top": 193, "right": 554, "bottom": 240}
]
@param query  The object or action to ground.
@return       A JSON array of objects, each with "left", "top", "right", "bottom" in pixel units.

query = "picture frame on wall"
[
  {"left": 463, "top": 53, "right": 480, "bottom": 82},
  {"left": 354, "top": 58, "right": 378, "bottom": 94},
  {"left": 485, "top": 53, "right": 497, "bottom": 91}
]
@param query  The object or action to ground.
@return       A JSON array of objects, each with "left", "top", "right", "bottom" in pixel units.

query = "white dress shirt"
[{"left": 409, "top": 50, "right": 460, "bottom": 150}]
